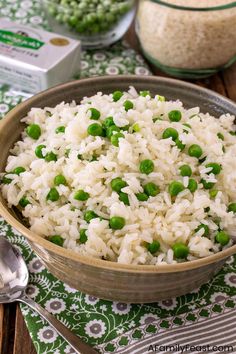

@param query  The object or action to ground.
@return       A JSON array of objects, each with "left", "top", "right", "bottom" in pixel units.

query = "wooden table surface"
[{"left": 0, "top": 25, "right": 236, "bottom": 354}]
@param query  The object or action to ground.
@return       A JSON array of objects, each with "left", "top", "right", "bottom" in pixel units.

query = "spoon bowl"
[
  {"left": 0, "top": 237, "right": 98, "bottom": 354},
  {"left": 0, "top": 238, "right": 28, "bottom": 303}
]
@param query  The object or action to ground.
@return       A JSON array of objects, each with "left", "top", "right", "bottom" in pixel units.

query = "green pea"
[
  {"left": 195, "top": 223, "right": 209, "bottom": 237},
  {"left": 172, "top": 243, "right": 189, "bottom": 259},
  {"left": 119, "top": 192, "right": 130, "bottom": 206},
  {"left": 228, "top": 203, "right": 236, "bottom": 213},
  {"left": 205, "top": 163, "right": 222, "bottom": 175},
  {"left": 87, "top": 123, "right": 105, "bottom": 137},
  {"left": 19, "top": 196, "right": 30, "bottom": 208},
  {"left": 78, "top": 229, "right": 88, "bottom": 244},
  {"left": 188, "top": 144, "right": 203, "bottom": 159},
  {"left": 147, "top": 240, "right": 160, "bottom": 254},
  {"left": 46, "top": 188, "right": 60, "bottom": 202},
  {"left": 209, "top": 189, "right": 218, "bottom": 198},
  {"left": 168, "top": 181, "right": 185, "bottom": 197},
  {"left": 136, "top": 192, "right": 149, "bottom": 201},
  {"left": 35, "top": 144, "right": 46, "bottom": 158},
  {"left": 13, "top": 167, "right": 26, "bottom": 175},
  {"left": 175, "top": 139, "right": 185, "bottom": 151},
  {"left": 84, "top": 210, "right": 98, "bottom": 223},
  {"left": 26, "top": 124, "right": 41, "bottom": 140},
  {"left": 112, "top": 91, "right": 123, "bottom": 102},
  {"left": 54, "top": 174, "right": 67, "bottom": 186},
  {"left": 187, "top": 179, "right": 198, "bottom": 193},
  {"left": 74, "top": 190, "right": 89, "bottom": 201},
  {"left": 47, "top": 235, "right": 64, "bottom": 247},
  {"left": 106, "top": 125, "right": 120, "bottom": 138},
  {"left": 75, "top": 22, "right": 86, "bottom": 33},
  {"left": 45, "top": 152, "right": 57, "bottom": 162},
  {"left": 103, "top": 116, "right": 114, "bottom": 128},
  {"left": 168, "top": 110, "right": 182, "bottom": 122},
  {"left": 109, "top": 216, "right": 125, "bottom": 230},
  {"left": 139, "top": 159, "right": 154, "bottom": 175},
  {"left": 2, "top": 175, "right": 12, "bottom": 184},
  {"left": 140, "top": 90, "right": 151, "bottom": 97},
  {"left": 179, "top": 165, "right": 192, "bottom": 177},
  {"left": 88, "top": 108, "right": 101, "bottom": 120},
  {"left": 217, "top": 132, "right": 224, "bottom": 141},
  {"left": 201, "top": 179, "right": 215, "bottom": 190},
  {"left": 143, "top": 182, "right": 160, "bottom": 197},
  {"left": 215, "top": 231, "right": 230, "bottom": 246},
  {"left": 111, "top": 177, "right": 127, "bottom": 193},
  {"left": 68, "top": 16, "right": 77, "bottom": 27},
  {"left": 123, "top": 100, "right": 133, "bottom": 111},
  {"left": 111, "top": 132, "right": 124, "bottom": 147},
  {"left": 162, "top": 128, "right": 179, "bottom": 141},
  {"left": 55, "top": 126, "right": 65, "bottom": 134}
]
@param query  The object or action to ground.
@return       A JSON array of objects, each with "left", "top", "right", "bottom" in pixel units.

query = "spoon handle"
[{"left": 19, "top": 294, "right": 98, "bottom": 354}]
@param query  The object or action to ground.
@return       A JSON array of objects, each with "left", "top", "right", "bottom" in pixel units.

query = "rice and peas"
[{"left": 1, "top": 87, "right": 236, "bottom": 265}]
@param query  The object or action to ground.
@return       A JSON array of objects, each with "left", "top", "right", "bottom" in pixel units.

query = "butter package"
[{"left": 0, "top": 19, "right": 81, "bottom": 94}]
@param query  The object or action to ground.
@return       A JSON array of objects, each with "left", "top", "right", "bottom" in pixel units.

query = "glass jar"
[
  {"left": 136, "top": 0, "right": 236, "bottom": 78},
  {"left": 42, "top": 0, "right": 136, "bottom": 49}
]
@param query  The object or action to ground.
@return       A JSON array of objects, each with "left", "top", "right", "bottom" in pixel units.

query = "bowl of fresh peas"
[{"left": 42, "top": 0, "right": 136, "bottom": 48}]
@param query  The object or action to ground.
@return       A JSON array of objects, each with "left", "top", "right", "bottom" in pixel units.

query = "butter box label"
[{"left": 0, "top": 30, "right": 45, "bottom": 50}]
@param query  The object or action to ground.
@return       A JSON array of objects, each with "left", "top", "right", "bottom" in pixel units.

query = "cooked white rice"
[{"left": 1, "top": 87, "right": 236, "bottom": 265}]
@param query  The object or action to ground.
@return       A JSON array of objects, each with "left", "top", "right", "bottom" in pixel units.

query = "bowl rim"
[{"left": 1, "top": 75, "right": 236, "bottom": 274}]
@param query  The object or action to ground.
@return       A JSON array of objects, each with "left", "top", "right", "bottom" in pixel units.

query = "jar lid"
[{"left": 152, "top": 0, "right": 236, "bottom": 11}]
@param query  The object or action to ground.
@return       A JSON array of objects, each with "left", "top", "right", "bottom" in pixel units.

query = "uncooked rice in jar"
[{"left": 137, "top": 0, "right": 236, "bottom": 69}]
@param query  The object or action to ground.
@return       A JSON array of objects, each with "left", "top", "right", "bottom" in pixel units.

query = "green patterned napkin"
[{"left": 0, "top": 1, "right": 236, "bottom": 354}]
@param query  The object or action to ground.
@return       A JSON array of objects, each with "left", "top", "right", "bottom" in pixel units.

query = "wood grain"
[
  {"left": 0, "top": 304, "right": 3, "bottom": 354},
  {"left": 0, "top": 303, "right": 16, "bottom": 354},
  {"left": 1, "top": 23, "right": 235, "bottom": 354},
  {"left": 13, "top": 306, "right": 37, "bottom": 354}
]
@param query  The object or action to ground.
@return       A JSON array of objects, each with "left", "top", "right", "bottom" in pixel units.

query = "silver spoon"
[{"left": 0, "top": 237, "right": 98, "bottom": 354}]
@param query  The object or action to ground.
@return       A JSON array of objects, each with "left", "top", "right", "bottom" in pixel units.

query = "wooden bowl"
[{"left": 1, "top": 76, "right": 236, "bottom": 303}]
